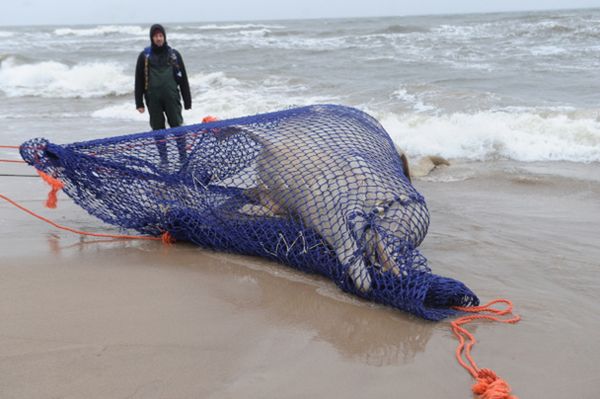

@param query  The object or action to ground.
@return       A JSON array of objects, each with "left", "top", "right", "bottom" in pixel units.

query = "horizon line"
[{"left": 0, "top": 5, "right": 597, "bottom": 28}]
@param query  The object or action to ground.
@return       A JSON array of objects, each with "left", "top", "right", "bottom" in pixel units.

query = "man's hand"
[{"left": 137, "top": 107, "right": 145, "bottom": 114}]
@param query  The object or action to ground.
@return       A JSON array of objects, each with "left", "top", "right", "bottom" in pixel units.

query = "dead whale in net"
[
  {"left": 226, "top": 119, "right": 429, "bottom": 293},
  {"left": 19, "top": 104, "right": 478, "bottom": 320}
]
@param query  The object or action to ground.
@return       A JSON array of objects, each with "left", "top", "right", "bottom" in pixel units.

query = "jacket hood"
[
  {"left": 149, "top": 24, "right": 166, "bottom": 41},
  {"left": 149, "top": 24, "right": 168, "bottom": 53}
]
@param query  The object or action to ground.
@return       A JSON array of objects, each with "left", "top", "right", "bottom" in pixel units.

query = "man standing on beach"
[{"left": 134, "top": 24, "right": 192, "bottom": 164}]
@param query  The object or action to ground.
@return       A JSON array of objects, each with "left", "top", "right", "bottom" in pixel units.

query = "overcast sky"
[{"left": 2, "top": 0, "right": 600, "bottom": 26}]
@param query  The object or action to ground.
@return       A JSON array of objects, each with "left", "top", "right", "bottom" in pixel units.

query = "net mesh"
[{"left": 21, "top": 104, "right": 478, "bottom": 320}]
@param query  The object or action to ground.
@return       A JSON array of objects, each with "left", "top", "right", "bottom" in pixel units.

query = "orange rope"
[
  {"left": 0, "top": 159, "right": 26, "bottom": 163},
  {"left": 0, "top": 193, "right": 173, "bottom": 244},
  {"left": 202, "top": 115, "right": 219, "bottom": 123},
  {"left": 36, "top": 170, "right": 64, "bottom": 208},
  {"left": 451, "top": 299, "right": 521, "bottom": 399}
]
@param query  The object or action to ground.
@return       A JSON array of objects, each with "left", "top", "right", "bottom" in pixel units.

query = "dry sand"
[{"left": 1, "top": 160, "right": 599, "bottom": 398}]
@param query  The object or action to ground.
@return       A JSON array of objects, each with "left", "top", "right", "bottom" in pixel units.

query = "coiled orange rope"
[{"left": 451, "top": 299, "right": 521, "bottom": 399}]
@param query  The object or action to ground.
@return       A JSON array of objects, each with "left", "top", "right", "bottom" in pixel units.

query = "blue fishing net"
[{"left": 20, "top": 104, "right": 478, "bottom": 320}]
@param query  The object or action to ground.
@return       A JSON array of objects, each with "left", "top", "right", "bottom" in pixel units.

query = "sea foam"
[
  {"left": 378, "top": 109, "right": 600, "bottom": 163},
  {"left": 54, "top": 25, "right": 146, "bottom": 36},
  {"left": 0, "top": 57, "right": 130, "bottom": 98},
  {"left": 92, "top": 71, "right": 337, "bottom": 122}
]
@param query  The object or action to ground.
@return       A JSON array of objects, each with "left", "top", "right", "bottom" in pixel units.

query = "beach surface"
[{"left": 1, "top": 160, "right": 599, "bottom": 398}]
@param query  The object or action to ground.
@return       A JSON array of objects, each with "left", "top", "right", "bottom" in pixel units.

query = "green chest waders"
[{"left": 145, "top": 64, "right": 186, "bottom": 165}]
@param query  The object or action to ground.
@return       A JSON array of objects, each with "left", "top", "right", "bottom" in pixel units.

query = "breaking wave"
[
  {"left": 0, "top": 57, "right": 130, "bottom": 98},
  {"left": 378, "top": 109, "right": 600, "bottom": 163},
  {"left": 54, "top": 25, "right": 146, "bottom": 36}
]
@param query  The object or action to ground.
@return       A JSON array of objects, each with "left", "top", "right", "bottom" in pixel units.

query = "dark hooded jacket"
[{"left": 134, "top": 24, "right": 192, "bottom": 110}]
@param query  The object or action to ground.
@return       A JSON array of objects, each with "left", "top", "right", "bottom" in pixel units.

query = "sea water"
[{"left": 1, "top": 8, "right": 599, "bottom": 163}]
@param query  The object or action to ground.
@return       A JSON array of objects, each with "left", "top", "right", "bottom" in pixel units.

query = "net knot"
[
  {"left": 346, "top": 208, "right": 383, "bottom": 259},
  {"left": 346, "top": 207, "right": 380, "bottom": 239},
  {"left": 472, "top": 368, "right": 517, "bottom": 399}
]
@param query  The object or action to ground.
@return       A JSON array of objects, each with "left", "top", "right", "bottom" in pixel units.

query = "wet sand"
[{"left": 1, "top": 160, "right": 599, "bottom": 398}]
